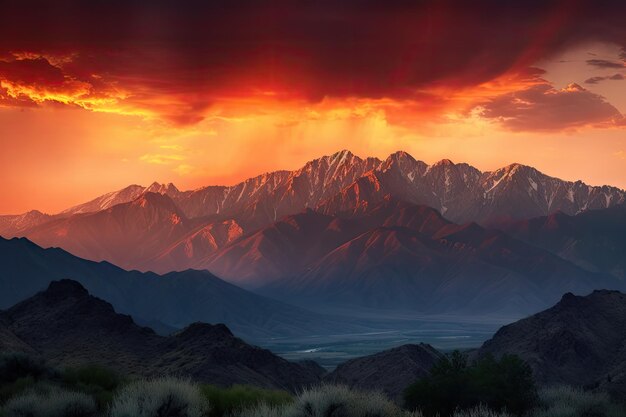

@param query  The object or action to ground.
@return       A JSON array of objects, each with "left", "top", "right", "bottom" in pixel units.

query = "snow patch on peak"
[{"left": 330, "top": 149, "right": 357, "bottom": 164}]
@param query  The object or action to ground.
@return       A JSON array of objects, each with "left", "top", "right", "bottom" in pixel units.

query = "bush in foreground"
[
  {"left": 0, "top": 353, "right": 49, "bottom": 385},
  {"left": 62, "top": 365, "right": 122, "bottom": 408},
  {"left": 234, "top": 385, "right": 407, "bottom": 417},
  {"left": 531, "top": 386, "right": 625, "bottom": 417},
  {"left": 0, "top": 353, "right": 54, "bottom": 405},
  {"left": 2, "top": 387, "right": 96, "bottom": 417},
  {"left": 200, "top": 384, "right": 291, "bottom": 417},
  {"left": 109, "top": 377, "right": 209, "bottom": 417},
  {"left": 404, "top": 351, "right": 537, "bottom": 417}
]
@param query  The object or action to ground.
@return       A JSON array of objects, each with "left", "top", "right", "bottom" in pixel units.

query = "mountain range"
[
  {"left": 2, "top": 149, "right": 624, "bottom": 243},
  {"left": 1, "top": 150, "right": 625, "bottom": 318}
]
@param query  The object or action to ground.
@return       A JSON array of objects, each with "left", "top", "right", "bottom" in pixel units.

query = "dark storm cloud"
[
  {"left": 479, "top": 83, "right": 624, "bottom": 131},
  {"left": 585, "top": 73, "right": 624, "bottom": 84},
  {"left": 0, "top": 57, "right": 65, "bottom": 86},
  {"left": 586, "top": 59, "right": 625, "bottom": 69},
  {"left": 1, "top": 0, "right": 626, "bottom": 123}
]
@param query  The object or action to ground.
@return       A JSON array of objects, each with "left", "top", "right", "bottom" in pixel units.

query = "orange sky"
[{"left": 0, "top": 2, "right": 625, "bottom": 214}]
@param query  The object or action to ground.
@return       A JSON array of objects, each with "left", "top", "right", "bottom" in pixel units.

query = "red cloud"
[
  {"left": 0, "top": 1, "right": 625, "bottom": 125},
  {"left": 478, "top": 83, "right": 624, "bottom": 131}
]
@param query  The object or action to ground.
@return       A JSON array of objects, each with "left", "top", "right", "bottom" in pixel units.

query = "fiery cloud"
[
  {"left": 1, "top": 1, "right": 625, "bottom": 128},
  {"left": 1, "top": 1, "right": 626, "bottom": 213},
  {"left": 478, "top": 82, "right": 624, "bottom": 131}
]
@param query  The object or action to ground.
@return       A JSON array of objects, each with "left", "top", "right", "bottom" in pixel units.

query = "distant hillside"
[
  {"left": 478, "top": 290, "right": 626, "bottom": 398},
  {"left": 0, "top": 236, "right": 363, "bottom": 342},
  {"left": 258, "top": 199, "right": 621, "bottom": 315},
  {"left": 498, "top": 204, "right": 626, "bottom": 280},
  {"left": 1, "top": 280, "right": 323, "bottom": 391},
  {"left": 326, "top": 344, "right": 443, "bottom": 402}
]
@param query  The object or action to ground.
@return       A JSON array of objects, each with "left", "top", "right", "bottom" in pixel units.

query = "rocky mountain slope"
[
  {"left": 2, "top": 280, "right": 323, "bottom": 391},
  {"left": 255, "top": 199, "right": 620, "bottom": 315},
  {"left": 498, "top": 205, "right": 626, "bottom": 280},
  {"left": 477, "top": 290, "right": 626, "bottom": 398},
  {"left": 22, "top": 192, "right": 208, "bottom": 271},
  {"left": 7, "top": 193, "right": 621, "bottom": 317},
  {"left": 326, "top": 343, "right": 443, "bottom": 402},
  {"left": 0, "top": 312, "right": 35, "bottom": 354},
  {"left": 0, "top": 236, "right": 363, "bottom": 342},
  {"left": 203, "top": 199, "right": 452, "bottom": 287},
  {"left": 0, "top": 210, "right": 53, "bottom": 236},
  {"left": 3, "top": 150, "right": 623, "bottom": 260}
]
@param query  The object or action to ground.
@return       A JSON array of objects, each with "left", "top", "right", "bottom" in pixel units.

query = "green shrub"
[
  {"left": 530, "top": 386, "right": 625, "bottom": 417},
  {"left": 109, "top": 377, "right": 210, "bottom": 417},
  {"left": 200, "top": 385, "right": 291, "bottom": 417},
  {"left": 404, "top": 351, "right": 537, "bottom": 417},
  {"left": 2, "top": 387, "right": 96, "bottom": 417},
  {"left": 62, "top": 365, "right": 120, "bottom": 392},
  {"left": 0, "top": 353, "right": 48, "bottom": 384},
  {"left": 233, "top": 385, "right": 405, "bottom": 417},
  {"left": 62, "top": 365, "right": 121, "bottom": 408}
]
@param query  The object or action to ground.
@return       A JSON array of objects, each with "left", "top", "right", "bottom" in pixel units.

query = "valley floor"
[{"left": 258, "top": 313, "right": 511, "bottom": 369}]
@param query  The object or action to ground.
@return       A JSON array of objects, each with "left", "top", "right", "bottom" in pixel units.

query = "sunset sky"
[{"left": 1, "top": 1, "right": 625, "bottom": 214}]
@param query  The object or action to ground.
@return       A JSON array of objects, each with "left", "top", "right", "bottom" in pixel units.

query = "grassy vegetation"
[
  {"left": 200, "top": 384, "right": 292, "bottom": 417},
  {"left": 3, "top": 385, "right": 97, "bottom": 417},
  {"left": 0, "top": 352, "right": 625, "bottom": 417},
  {"left": 232, "top": 385, "right": 407, "bottom": 417},
  {"left": 109, "top": 378, "right": 209, "bottom": 417},
  {"left": 531, "top": 386, "right": 625, "bottom": 417}
]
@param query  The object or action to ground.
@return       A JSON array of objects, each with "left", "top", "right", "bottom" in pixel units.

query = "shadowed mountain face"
[
  {"left": 477, "top": 290, "right": 626, "bottom": 398},
  {"left": 205, "top": 199, "right": 453, "bottom": 287},
  {"left": 326, "top": 344, "right": 443, "bottom": 402},
  {"left": 4, "top": 198, "right": 622, "bottom": 318},
  {"left": 255, "top": 200, "right": 621, "bottom": 315},
  {"left": 498, "top": 205, "right": 626, "bottom": 280},
  {"left": 1, "top": 280, "right": 323, "bottom": 391},
  {"left": 1, "top": 150, "right": 624, "bottom": 277},
  {"left": 0, "top": 312, "right": 35, "bottom": 354},
  {"left": 0, "top": 236, "right": 363, "bottom": 342}
]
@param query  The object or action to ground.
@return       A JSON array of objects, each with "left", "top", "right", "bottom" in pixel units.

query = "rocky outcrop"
[{"left": 477, "top": 290, "right": 626, "bottom": 398}]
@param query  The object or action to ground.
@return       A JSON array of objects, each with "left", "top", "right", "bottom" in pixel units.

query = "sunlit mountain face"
[{"left": 0, "top": 1, "right": 625, "bottom": 215}]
